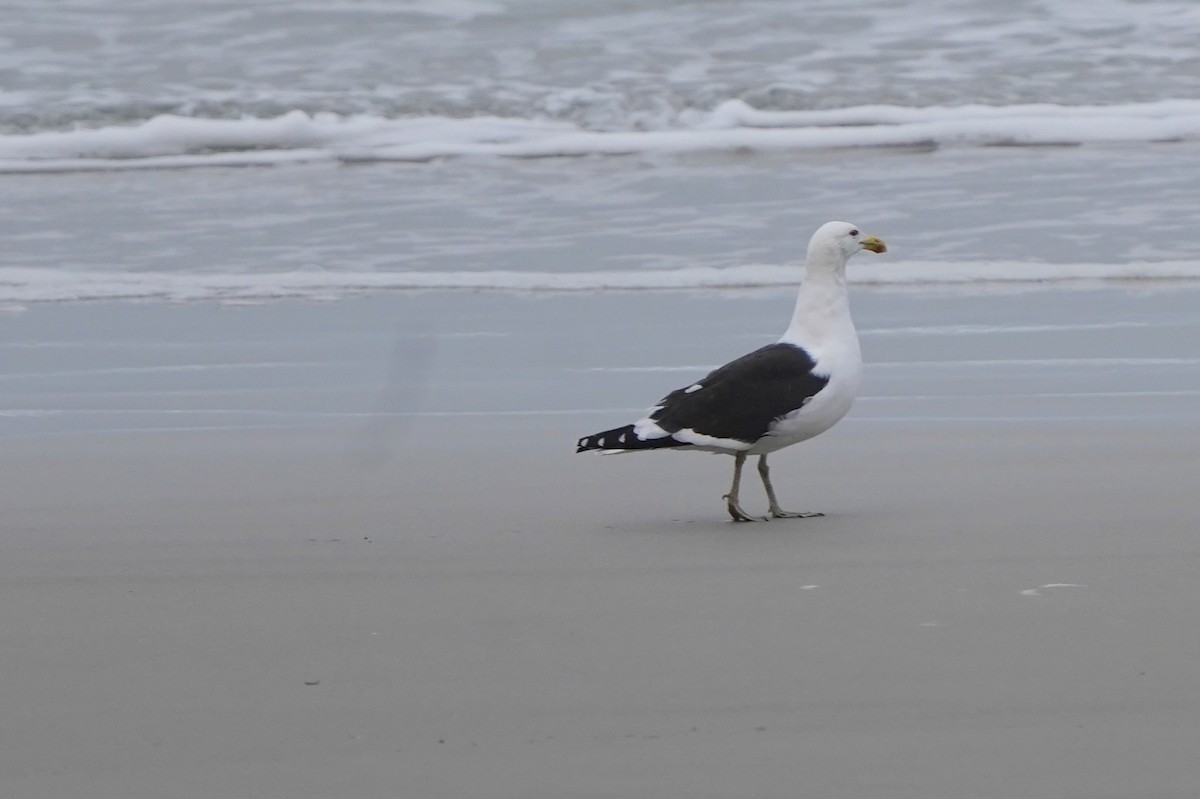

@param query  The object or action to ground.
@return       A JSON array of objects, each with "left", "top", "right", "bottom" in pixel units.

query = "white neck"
[{"left": 779, "top": 252, "right": 854, "bottom": 347}]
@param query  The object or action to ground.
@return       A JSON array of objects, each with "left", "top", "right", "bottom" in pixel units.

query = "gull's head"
[{"left": 807, "top": 221, "right": 887, "bottom": 265}]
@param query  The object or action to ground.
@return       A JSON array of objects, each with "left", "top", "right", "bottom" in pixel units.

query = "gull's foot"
[
  {"left": 768, "top": 507, "right": 825, "bottom": 519},
  {"left": 725, "top": 494, "right": 768, "bottom": 522}
]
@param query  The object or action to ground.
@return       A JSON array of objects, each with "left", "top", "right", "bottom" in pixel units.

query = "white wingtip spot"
[{"left": 684, "top": 383, "right": 704, "bottom": 394}]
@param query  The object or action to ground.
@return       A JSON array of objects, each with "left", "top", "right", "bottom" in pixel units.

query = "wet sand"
[{"left": 2, "top": 289, "right": 1199, "bottom": 798}]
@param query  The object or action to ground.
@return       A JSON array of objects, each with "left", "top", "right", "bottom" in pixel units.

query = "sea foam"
[
  {"left": 3, "top": 260, "right": 1199, "bottom": 304},
  {"left": 3, "top": 99, "right": 1200, "bottom": 173}
]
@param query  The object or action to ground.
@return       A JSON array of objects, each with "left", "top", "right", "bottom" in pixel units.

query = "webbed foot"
[
  {"left": 768, "top": 507, "right": 824, "bottom": 519},
  {"left": 725, "top": 494, "right": 768, "bottom": 522}
]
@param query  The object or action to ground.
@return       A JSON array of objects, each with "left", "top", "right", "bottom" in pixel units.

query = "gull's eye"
[{"left": 849, "top": 229, "right": 859, "bottom": 237}]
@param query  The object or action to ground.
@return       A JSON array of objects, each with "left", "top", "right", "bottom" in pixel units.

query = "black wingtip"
[
  {"left": 576, "top": 431, "right": 610, "bottom": 452},
  {"left": 577, "top": 427, "right": 625, "bottom": 453},
  {"left": 576, "top": 424, "right": 689, "bottom": 453}
]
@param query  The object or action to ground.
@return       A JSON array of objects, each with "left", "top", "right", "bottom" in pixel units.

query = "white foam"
[
  {"left": 1021, "top": 583, "right": 1087, "bottom": 596},
  {"left": 3, "top": 259, "right": 1199, "bottom": 304},
  {"left": 0, "top": 112, "right": 574, "bottom": 171},
  {"left": 4, "top": 100, "right": 1200, "bottom": 172}
]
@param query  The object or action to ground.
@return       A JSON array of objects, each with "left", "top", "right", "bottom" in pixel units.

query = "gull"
[{"left": 576, "top": 221, "right": 886, "bottom": 521}]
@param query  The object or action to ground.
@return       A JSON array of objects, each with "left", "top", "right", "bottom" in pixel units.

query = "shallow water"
[
  {"left": 3, "top": 0, "right": 1200, "bottom": 439},
  {"left": 4, "top": 142, "right": 1200, "bottom": 303},
  {"left": 3, "top": 286, "right": 1197, "bottom": 441},
  {"left": 3, "top": 0, "right": 1200, "bottom": 301}
]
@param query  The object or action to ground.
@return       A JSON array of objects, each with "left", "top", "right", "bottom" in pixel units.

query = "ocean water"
[
  {"left": 3, "top": 0, "right": 1200, "bottom": 438},
  {"left": 3, "top": 0, "right": 1200, "bottom": 302}
]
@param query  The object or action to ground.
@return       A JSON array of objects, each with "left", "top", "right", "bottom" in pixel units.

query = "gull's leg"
[
  {"left": 759, "top": 454, "right": 824, "bottom": 519},
  {"left": 724, "top": 451, "right": 767, "bottom": 522}
]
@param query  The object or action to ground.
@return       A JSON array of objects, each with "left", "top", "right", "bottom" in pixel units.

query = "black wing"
[{"left": 647, "top": 342, "right": 829, "bottom": 445}]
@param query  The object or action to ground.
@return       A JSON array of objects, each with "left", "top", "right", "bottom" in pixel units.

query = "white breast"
[{"left": 749, "top": 327, "right": 863, "bottom": 455}]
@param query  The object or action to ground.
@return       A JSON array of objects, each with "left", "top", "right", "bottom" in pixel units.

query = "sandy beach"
[{"left": 3, "top": 288, "right": 1199, "bottom": 798}]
